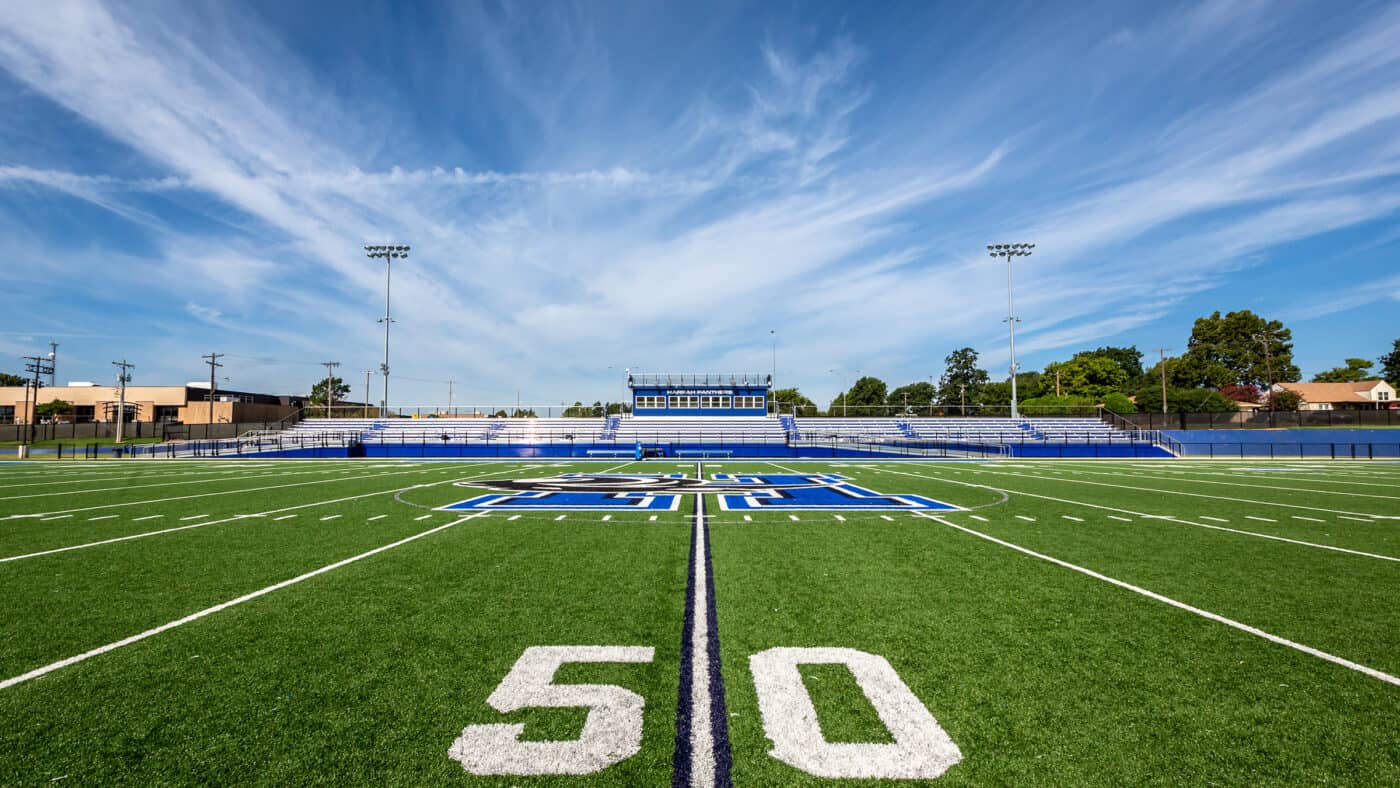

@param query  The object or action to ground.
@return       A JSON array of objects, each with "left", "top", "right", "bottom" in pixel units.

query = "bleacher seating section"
[{"left": 279, "top": 416, "right": 1139, "bottom": 446}]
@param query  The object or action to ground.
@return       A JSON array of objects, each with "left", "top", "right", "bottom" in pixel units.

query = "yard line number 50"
[{"left": 448, "top": 645, "right": 962, "bottom": 780}]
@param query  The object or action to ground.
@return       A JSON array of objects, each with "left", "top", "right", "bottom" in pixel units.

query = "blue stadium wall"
[{"left": 1163, "top": 429, "right": 1400, "bottom": 458}]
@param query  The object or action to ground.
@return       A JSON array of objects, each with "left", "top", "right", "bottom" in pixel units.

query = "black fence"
[
  {"left": 1111, "top": 410, "right": 1400, "bottom": 430},
  {"left": 0, "top": 420, "right": 291, "bottom": 444},
  {"left": 1170, "top": 441, "right": 1400, "bottom": 459}
]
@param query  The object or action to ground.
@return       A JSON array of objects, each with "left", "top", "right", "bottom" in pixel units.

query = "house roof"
[{"left": 1275, "top": 380, "right": 1391, "bottom": 403}]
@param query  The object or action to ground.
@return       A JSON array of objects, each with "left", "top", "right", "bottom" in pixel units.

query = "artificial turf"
[{"left": 1, "top": 457, "right": 1397, "bottom": 785}]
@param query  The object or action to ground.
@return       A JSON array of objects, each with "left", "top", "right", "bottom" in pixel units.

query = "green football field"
[{"left": 1, "top": 458, "right": 1397, "bottom": 785}]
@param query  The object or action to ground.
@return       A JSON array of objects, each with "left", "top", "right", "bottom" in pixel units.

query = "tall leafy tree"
[
  {"left": 309, "top": 376, "right": 351, "bottom": 405},
  {"left": 1377, "top": 339, "right": 1400, "bottom": 387},
  {"left": 1073, "top": 346, "right": 1144, "bottom": 379},
  {"left": 771, "top": 387, "right": 818, "bottom": 415},
  {"left": 1312, "top": 358, "right": 1374, "bottom": 383},
  {"left": 830, "top": 376, "right": 888, "bottom": 415},
  {"left": 1174, "top": 310, "right": 1300, "bottom": 388},
  {"left": 0, "top": 372, "right": 26, "bottom": 386},
  {"left": 936, "top": 347, "right": 990, "bottom": 406},
  {"left": 1039, "top": 356, "right": 1130, "bottom": 399},
  {"left": 886, "top": 382, "right": 937, "bottom": 414}
]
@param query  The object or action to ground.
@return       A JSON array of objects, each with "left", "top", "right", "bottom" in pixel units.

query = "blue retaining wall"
[{"left": 1163, "top": 429, "right": 1400, "bottom": 458}]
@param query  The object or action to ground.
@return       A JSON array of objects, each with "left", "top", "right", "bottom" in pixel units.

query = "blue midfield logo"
[{"left": 437, "top": 472, "right": 958, "bottom": 512}]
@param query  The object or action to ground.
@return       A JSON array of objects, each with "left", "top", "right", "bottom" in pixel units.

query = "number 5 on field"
[{"left": 448, "top": 646, "right": 655, "bottom": 775}]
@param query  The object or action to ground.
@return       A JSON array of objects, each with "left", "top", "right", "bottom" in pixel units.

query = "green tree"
[
  {"left": 563, "top": 401, "right": 589, "bottom": 417},
  {"left": 886, "top": 382, "right": 936, "bottom": 415},
  {"left": 1100, "top": 392, "right": 1135, "bottom": 414},
  {"left": 1134, "top": 386, "right": 1239, "bottom": 413},
  {"left": 771, "top": 387, "right": 818, "bottom": 416},
  {"left": 830, "top": 376, "right": 888, "bottom": 416},
  {"left": 34, "top": 399, "right": 73, "bottom": 419},
  {"left": 1039, "top": 355, "right": 1130, "bottom": 399},
  {"left": 1074, "top": 346, "right": 1144, "bottom": 379},
  {"left": 1381, "top": 339, "right": 1400, "bottom": 387},
  {"left": 1175, "top": 310, "right": 1300, "bottom": 388},
  {"left": 309, "top": 377, "right": 351, "bottom": 405},
  {"left": 936, "top": 348, "right": 990, "bottom": 408},
  {"left": 1312, "top": 358, "right": 1375, "bottom": 383},
  {"left": 0, "top": 372, "right": 26, "bottom": 386},
  {"left": 1268, "top": 389, "right": 1302, "bottom": 412}
]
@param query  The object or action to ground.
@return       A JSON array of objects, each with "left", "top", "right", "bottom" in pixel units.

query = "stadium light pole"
[
  {"left": 48, "top": 341, "right": 58, "bottom": 387},
  {"left": 365, "top": 244, "right": 410, "bottom": 418},
  {"left": 987, "top": 243, "right": 1034, "bottom": 419}
]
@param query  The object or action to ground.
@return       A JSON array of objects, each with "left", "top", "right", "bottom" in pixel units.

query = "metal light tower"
[
  {"left": 987, "top": 243, "right": 1035, "bottom": 419},
  {"left": 365, "top": 243, "right": 410, "bottom": 418},
  {"left": 48, "top": 341, "right": 59, "bottom": 387},
  {"left": 361, "top": 369, "right": 374, "bottom": 418}
]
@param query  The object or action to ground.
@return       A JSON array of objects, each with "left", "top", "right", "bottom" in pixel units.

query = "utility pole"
[
  {"left": 21, "top": 353, "right": 55, "bottom": 446},
  {"left": 987, "top": 243, "right": 1035, "bottom": 419},
  {"left": 112, "top": 358, "right": 134, "bottom": 444},
  {"left": 48, "top": 341, "right": 58, "bottom": 387},
  {"left": 1055, "top": 368, "right": 1062, "bottom": 397},
  {"left": 365, "top": 244, "right": 410, "bottom": 418},
  {"left": 203, "top": 352, "right": 223, "bottom": 425},
  {"left": 321, "top": 361, "right": 340, "bottom": 418},
  {"left": 447, "top": 379, "right": 455, "bottom": 416},
  {"left": 1255, "top": 332, "right": 1275, "bottom": 411},
  {"left": 960, "top": 383, "right": 967, "bottom": 417},
  {"left": 1154, "top": 348, "right": 1171, "bottom": 416},
  {"left": 362, "top": 369, "right": 374, "bottom": 418}
]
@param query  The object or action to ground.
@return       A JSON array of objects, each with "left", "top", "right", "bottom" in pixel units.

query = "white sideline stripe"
[
  {"left": 1062, "top": 515, "right": 1085, "bottom": 522},
  {"left": 274, "top": 515, "right": 297, "bottom": 521},
  {"left": 1107, "top": 515, "right": 1132, "bottom": 522},
  {"left": 0, "top": 466, "right": 358, "bottom": 501},
  {"left": 179, "top": 514, "right": 208, "bottom": 521},
  {"left": 0, "top": 514, "right": 487, "bottom": 691},
  {"left": 890, "top": 466, "right": 1400, "bottom": 563},
  {"left": 1293, "top": 516, "right": 1324, "bottom": 523},
  {"left": 367, "top": 514, "right": 388, "bottom": 522},
  {"left": 1201, "top": 516, "right": 1229, "bottom": 522},
  {"left": 1246, "top": 516, "right": 1277, "bottom": 523},
  {"left": 923, "top": 514, "right": 1400, "bottom": 688},
  {"left": 0, "top": 467, "right": 517, "bottom": 564},
  {"left": 1340, "top": 516, "right": 1376, "bottom": 522},
  {"left": 86, "top": 515, "right": 118, "bottom": 522},
  {"left": 133, "top": 515, "right": 163, "bottom": 521},
  {"left": 320, "top": 515, "right": 342, "bottom": 522}
]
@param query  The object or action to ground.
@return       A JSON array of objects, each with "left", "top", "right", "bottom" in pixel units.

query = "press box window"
[
  {"left": 670, "top": 395, "right": 699, "bottom": 409},
  {"left": 635, "top": 396, "right": 665, "bottom": 409},
  {"left": 701, "top": 396, "right": 730, "bottom": 408}
]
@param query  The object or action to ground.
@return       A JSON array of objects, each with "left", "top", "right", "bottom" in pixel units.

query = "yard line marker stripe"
[
  {"left": 367, "top": 514, "right": 388, "bottom": 522},
  {"left": 650, "top": 515, "right": 658, "bottom": 522},
  {"left": 508, "top": 515, "right": 521, "bottom": 521},
  {"left": 969, "top": 514, "right": 989, "bottom": 522},
  {"left": 1200, "top": 516, "right": 1229, "bottom": 522},
  {"left": 1292, "top": 516, "right": 1324, "bottom": 523},
  {"left": 0, "top": 514, "right": 488, "bottom": 691},
  {"left": 834, "top": 515, "right": 846, "bottom": 521},
  {"left": 86, "top": 515, "right": 118, "bottom": 522},
  {"left": 1107, "top": 515, "right": 1132, "bottom": 522},
  {"left": 1246, "top": 516, "right": 1277, "bottom": 523},
  {"left": 1062, "top": 515, "right": 1084, "bottom": 522},
  {"left": 179, "top": 514, "right": 209, "bottom": 521},
  {"left": 274, "top": 515, "right": 297, "bottom": 521},
  {"left": 1340, "top": 515, "right": 1375, "bottom": 522},
  {"left": 320, "top": 515, "right": 342, "bottom": 522},
  {"left": 923, "top": 514, "right": 1400, "bottom": 688},
  {"left": 414, "top": 514, "right": 432, "bottom": 521},
  {"left": 133, "top": 515, "right": 163, "bottom": 521},
  {"left": 602, "top": 515, "right": 612, "bottom": 522},
  {"left": 554, "top": 515, "right": 566, "bottom": 521},
  {"left": 880, "top": 515, "right": 893, "bottom": 521},
  {"left": 671, "top": 463, "right": 732, "bottom": 788},
  {"left": 0, "top": 467, "right": 518, "bottom": 564},
  {"left": 891, "top": 466, "right": 1400, "bottom": 563},
  {"left": 1016, "top": 515, "right": 1036, "bottom": 522},
  {"left": 788, "top": 515, "right": 799, "bottom": 521}
]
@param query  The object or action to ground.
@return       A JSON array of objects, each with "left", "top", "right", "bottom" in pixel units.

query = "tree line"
[{"left": 786, "top": 312, "right": 1400, "bottom": 416}]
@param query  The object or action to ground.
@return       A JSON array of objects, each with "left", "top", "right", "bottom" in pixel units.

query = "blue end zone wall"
[{"left": 1164, "top": 429, "right": 1400, "bottom": 458}]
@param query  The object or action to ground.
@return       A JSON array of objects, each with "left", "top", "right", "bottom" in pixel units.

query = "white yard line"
[
  {"left": 788, "top": 515, "right": 800, "bottom": 521},
  {"left": 414, "top": 514, "right": 432, "bottom": 521},
  {"left": 508, "top": 515, "right": 521, "bottom": 521},
  {"left": 86, "top": 515, "right": 118, "bottom": 522},
  {"left": 0, "top": 467, "right": 517, "bottom": 564},
  {"left": 133, "top": 515, "right": 163, "bottom": 522},
  {"left": 1107, "top": 515, "right": 1133, "bottom": 522},
  {"left": 970, "top": 515, "right": 989, "bottom": 522},
  {"left": 554, "top": 515, "right": 566, "bottom": 521},
  {"left": 320, "top": 515, "right": 342, "bottom": 522},
  {"left": 684, "top": 465, "right": 718, "bottom": 786},
  {"left": 1200, "top": 516, "right": 1229, "bottom": 523},
  {"left": 880, "top": 515, "right": 894, "bottom": 521},
  {"left": 885, "top": 466, "right": 1400, "bottom": 563},
  {"left": 274, "top": 515, "right": 297, "bottom": 522},
  {"left": 1016, "top": 515, "right": 1036, "bottom": 522},
  {"left": 1340, "top": 516, "right": 1376, "bottom": 523},
  {"left": 367, "top": 515, "right": 388, "bottom": 522},
  {"left": 0, "top": 514, "right": 489, "bottom": 691},
  {"left": 179, "top": 514, "right": 209, "bottom": 521},
  {"left": 602, "top": 515, "right": 612, "bottom": 522},
  {"left": 923, "top": 514, "right": 1400, "bottom": 688},
  {"left": 970, "top": 466, "right": 1398, "bottom": 520},
  {"left": 1245, "top": 516, "right": 1277, "bottom": 523},
  {"left": 1292, "top": 516, "right": 1324, "bottom": 523},
  {"left": 834, "top": 515, "right": 846, "bottom": 521},
  {"left": 1062, "top": 515, "right": 1084, "bottom": 522},
  {"left": 39, "top": 514, "right": 72, "bottom": 521}
]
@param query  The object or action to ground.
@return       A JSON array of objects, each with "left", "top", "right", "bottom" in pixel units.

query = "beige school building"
[{"left": 0, "top": 383, "right": 304, "bottom": 425}]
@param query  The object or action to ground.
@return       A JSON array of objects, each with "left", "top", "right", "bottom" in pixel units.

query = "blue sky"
[{"left": 1, "top": 0, "right": 1399, "bottom": 409}]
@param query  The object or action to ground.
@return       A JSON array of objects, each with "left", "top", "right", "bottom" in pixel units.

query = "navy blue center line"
[{"left": 672, "top": 462, "right": 733, "bottom": 787}]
